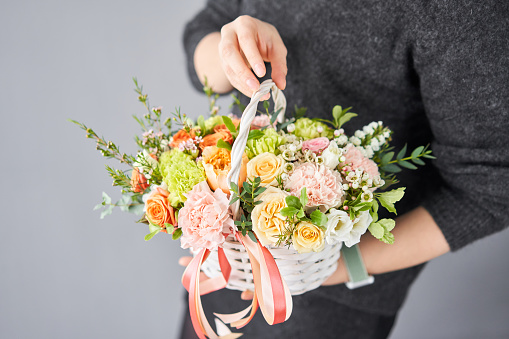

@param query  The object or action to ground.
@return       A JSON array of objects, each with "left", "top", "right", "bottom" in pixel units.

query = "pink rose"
[
  {"left": 179, "top": 181, "right": 234, "bottom": 250},
  {"left": 342, "top": 144, "right": 380, "bottom": 178},
  {"left": 302, "top": 137, "right": 330, "bottom": 154},
  {"left": 284, "top": 162, "right": 344, "bottom": 211}
]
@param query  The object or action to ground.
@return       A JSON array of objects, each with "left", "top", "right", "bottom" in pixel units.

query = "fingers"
[
  {"left": 220, "top": 23, "right": 260, "bottom": 97},
  {"left": 240, "top": 290, "right": 254, "bottom": 300},
  {"left": 219, "top": 16, "right": 287, "bottom": 98}
]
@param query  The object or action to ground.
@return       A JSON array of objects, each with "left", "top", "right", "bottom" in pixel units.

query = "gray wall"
[{"left": 1, "top": 1, "right": 507, "bottom": 338}]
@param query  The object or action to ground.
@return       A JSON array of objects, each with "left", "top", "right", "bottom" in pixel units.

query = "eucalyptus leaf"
[
  {"left": 93, "top": 203, "right": 103, "bottom": 211},
  {"left": 397, "top": 144, "right": 407, "bottom": 160},
  {"left": 399, "top": 160, "right": 418, "bottom": 170},
  {"left": 102, "top": 192, "right": 112, "bottom": 205},
  {"left": 248, "top": 231, "right": 258, "bottom": 243},
  {"left": 381, "top": 152, "right": 394, "bottom": 165},
  {"left": 119, "top": 194, "right": 131, "bottom": 212},
  {"left": 411, "top": 146, "right": 424, "bottom": 159},
  {"left": 411, "top": 157, "right": 425, "bottom": 166},
  {"left": 381, "top": 164, "right": 402, "bottom": 173},
  {"left": 100, "top": 205, "right": 114, "bottom": 219},
  {"left": 128, "top": 203, "right": 145, "bottom": 215}
]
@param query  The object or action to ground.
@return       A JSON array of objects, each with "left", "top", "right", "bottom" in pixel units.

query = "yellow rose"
[
  {"left": 251, "top": 186, "right": 288, "bottom": 246},
  {"left": 292, "top": 221, "right": 325, "bottom": 253},
  {"left": 246, "top": 152, "right": 284, "bottom": 187}
]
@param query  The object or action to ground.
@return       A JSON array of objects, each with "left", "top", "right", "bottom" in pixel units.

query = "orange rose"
[
  {"left": 202, "top": 146, "right": 248, "bottom": 195},
  {"left": 144, "top": 187, "right": 177, "bottom": 232},
  {"left": 170, "top": 129, "right": 196, "bottom": 148},
  {"left": 199, "top": 129, "right": 233, "bottom": 150},
  {"left": 130, "top": 168, "right": 149, "bottom": 193}
]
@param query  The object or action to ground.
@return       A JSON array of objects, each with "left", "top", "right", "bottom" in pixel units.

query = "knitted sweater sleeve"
[
  {"left": 413, "top": 1, "right": 509, "bottom": 251},
  {"left": 182, "top": 0, "right": 240, "bottom": 92}
]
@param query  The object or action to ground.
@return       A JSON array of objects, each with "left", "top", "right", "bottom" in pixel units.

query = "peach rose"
[
  {"left": 170, "top": 129, "right": 196, "bottom": 148},
  {"left": 251, "top": 187, "right": 289, "bottom": 246},
  {"left": 202, "top": 146, "right": 248, "bottom": 195},
  {"left": 143, "top": 187, "right": 177, "bottom": 232},
  {"left": 131, "top": 168, "right": 149, "bottom": 193},
  {"left": 246, "top": 152, "right": 284, "bottom": 187},
  {"left": 292, "top": 221, "right": 325, "bottom": 253},
  {"left": 302, "top": 137, "right": 330, "bottom": 154},
  {"left": 199, "top": 129, "right": 233, "bottom": 150}
]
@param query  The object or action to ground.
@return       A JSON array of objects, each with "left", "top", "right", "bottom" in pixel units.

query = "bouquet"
[{"left": 71, "top": 78, "right": 433, "bottom": 338}]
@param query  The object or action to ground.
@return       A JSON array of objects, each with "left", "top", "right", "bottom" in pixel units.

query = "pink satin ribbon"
[{"left": 181, "top": 233, "right": 293, "bottom": 338}]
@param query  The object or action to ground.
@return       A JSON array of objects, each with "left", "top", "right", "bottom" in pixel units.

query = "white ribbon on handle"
[{"left": 226, "top": 80, "right": 286, "bottom": 220}]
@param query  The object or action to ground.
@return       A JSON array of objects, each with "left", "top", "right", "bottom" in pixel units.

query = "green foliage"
[
  {"left": 379, "top": 144, "right": 434, "bottom": 174},
  {"left": 94, "top": 192, "right": 144, "bottom": 218},
  {"left": 332, "top": 105, "right": 357, "bottom": 129},
  {"left": 368, "top": 219, "right": 396, "bottom": 244},
  {"left": 375, "top": 187, "right": 405, "bottom": 214},
  {"left": 222, "top": 116, "right": 237, "bottom": 134},
  {"left": 216, "top": 138, "right": 232, "bottom": 151}
]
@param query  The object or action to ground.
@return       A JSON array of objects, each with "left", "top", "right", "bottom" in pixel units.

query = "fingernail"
[
  {"left": 253, "top": 63, "right": 265, "bottom": 77},
  {"left": 246, "top": 78, "right": 259, "bottom": 91}
]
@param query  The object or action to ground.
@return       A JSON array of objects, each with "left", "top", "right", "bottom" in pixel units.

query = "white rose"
[
  {"left": 325, "top": 209, "right": 354, "bottom": 245},
  {"left": 321, "top": 141, "right": 341, "bottom": 169},
  {"left": 344, "top": 211, "right": 373, "bottom": 247}
]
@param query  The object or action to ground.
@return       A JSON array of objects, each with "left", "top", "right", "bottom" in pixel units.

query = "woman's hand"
[
  {"left": 219, "top": 15, "right": 287, "bottom": 97},
  {"left": 194, "top": 15, "right": 287, "bottom": 97}
]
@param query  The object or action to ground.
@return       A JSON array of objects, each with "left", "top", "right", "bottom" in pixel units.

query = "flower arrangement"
[{"left": 71, "top": 78, "right": 433, "bottom": 337}]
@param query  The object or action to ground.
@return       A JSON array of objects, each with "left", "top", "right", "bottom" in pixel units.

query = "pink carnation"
[
  {"left": 284, "top": 163, "right": 344, "bottom": 211},
  {"left": 179, "top": 181, "right": 233, "bottom": 250},
  {"left": 342, "top": 144, "right": 380, "bottom": 179},
  {"left": 302, "top": 137, "right": 330, "bottom": 154},
  {"left": 251, "top": 115, "right": 275, "bottom": 129}
]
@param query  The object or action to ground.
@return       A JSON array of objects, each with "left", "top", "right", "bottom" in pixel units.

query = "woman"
[{"left": 180, "top": 1, "right": 509, "bottom": 337}]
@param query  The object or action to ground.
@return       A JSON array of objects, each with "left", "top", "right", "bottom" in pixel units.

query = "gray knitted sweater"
[{"left": 183, "top": 0, "right": 509, "bottom": 315}]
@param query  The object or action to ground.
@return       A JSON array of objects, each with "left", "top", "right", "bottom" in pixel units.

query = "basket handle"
[{"left": 226, "top": 79, "right": 286, "bottom": 219}]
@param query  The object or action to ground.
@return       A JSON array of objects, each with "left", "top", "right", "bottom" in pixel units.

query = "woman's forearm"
[
  {"left": 323, "top": 206, "right": 451, "bottom": 285},
  {"left": 194, "top": 32, "right": 233, "bottom": 93}
]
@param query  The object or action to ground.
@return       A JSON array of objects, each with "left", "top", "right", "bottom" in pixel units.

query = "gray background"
[{"left": 1, "top": 1, "right": 508, "bottom": 338}]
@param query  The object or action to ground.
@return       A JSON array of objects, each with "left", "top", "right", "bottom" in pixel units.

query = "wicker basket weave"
[{"left": 199, "top": 79, "right": 342, "bottom": 296}]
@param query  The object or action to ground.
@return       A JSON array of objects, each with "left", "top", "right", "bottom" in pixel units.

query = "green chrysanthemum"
[
  {"left": 246, "top": 128, "right": 286, "bottom": 159},
  {"left": 294, "top": 118, "right": 333, "bottom": 140},
  {"left": 159, "top": 149, "right": 206, "bottom": 207}
]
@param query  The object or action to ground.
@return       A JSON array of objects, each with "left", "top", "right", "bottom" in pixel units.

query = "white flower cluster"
[
  {"left": 342, "top": 169, "right": 385, "bottom": 202},
  {"left": 347, "top": 121, "right": 392, "bottom": 159},
  {"left": 278, "top": 134, "right": 303, "bottom": 162}
]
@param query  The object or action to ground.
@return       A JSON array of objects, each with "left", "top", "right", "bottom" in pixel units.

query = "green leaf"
[
  {"left": 217, "top": 139, "right": 232, "bottom": 151},
  {"left": 398, "top": 160, "right": 418, "bottom": 170},
  {"left": 100, "top": 205, "right": 113, "bottom": 219},
  {"left": 102, "top": 192, "right": 112, "bottom": 205},
  {"left": 376, "top": 187, "right": 405, "bottom": 214},
  {"left": 338, "top": 112, "right": 357, "bottom": 129},
  {"left": 229, "top": 196, "right": 240, "bottom": 205},
  {"left": 370, "top": 200, "right": 379, "bottom": 223},
  {"left": 397, "top": 144, "right": 407, "bottom": 160},
  {"left": 381, "top": 231, "right": 395, "bottom": 244},
  {"left": 270, "top": 109, "right": 280, "bottom": 125},
  {"left": 248, "top": 129, "right": 264, "bottom": 141},
  {"left": 378, "top": 219, "right": 396, "bottom": 232},
  {"left": 242, "top": 182, "right": 252, "bottom": 194},
  {"left": 254, "top": 186, "right": 267, "bottom": 196},
  {"left": 148, "top": 222, "right": 160, "bottom": 233},
  {"left": 411, "top": 146, "right": 424, "bottom": 159},
  {"left": 229, "top": 182, "right": 239, "bottom": 193},
  {"left": 332, "top": 105, "right": 342, "bottom": 127},
  {"left": 281, "top": 207, "right": 299, "bottom": 217},
  {"left": 286, "top": 196, "right": 302, "bottom": 209},
  {"left": 172, "top": 228, "right": 183, "bottom": 240},
  {"left": 297, "top": 208, "right": 305, "bottom": 219},
  {"left": 144, "top": 229, "right": 160, "bottom": 241},
  {"left": 310, "top": 210, "right": 328, "bottom": 227},
  {"left": 165, "top": 223, "right": 175, "bottom": 234},
  {"left": 381, "top": 164, "right": 402, "bottom": 173},
  {"left": 368, "top": 222, "right": 384, "bottom": 239},
  {"left": 93, "top": 202, "right": 103, "bottom": 211},
  {"left": 381, "top": 152, "right": 394, "bottom": 165},
  {"left": 411, "top": 157, "right": 425, "bottom": 166},
  {"left": 197, "top": 115, "right": 206, "bottom": 133},
  {"left": 118, "top": 194, "right": 131, "bottom": 212},
  {"left": 300, "top": 187, "right": 308, "bottom": 207},
  {"left": 222, "top": 116, "right": 237, "bottom": 134},
  {"left": 128, "top": 203, "right": 145, "bottom": 215},
  {"left": 248, "top": 231, "right": 258, "bottom": 243}
]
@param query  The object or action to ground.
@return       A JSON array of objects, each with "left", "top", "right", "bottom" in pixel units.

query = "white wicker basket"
[
  {"left": 200, "top": 236, "right": 341, "bottom": 295},
  {"left": 199, "top": 79, "right": 341, "bottom": 296}
]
